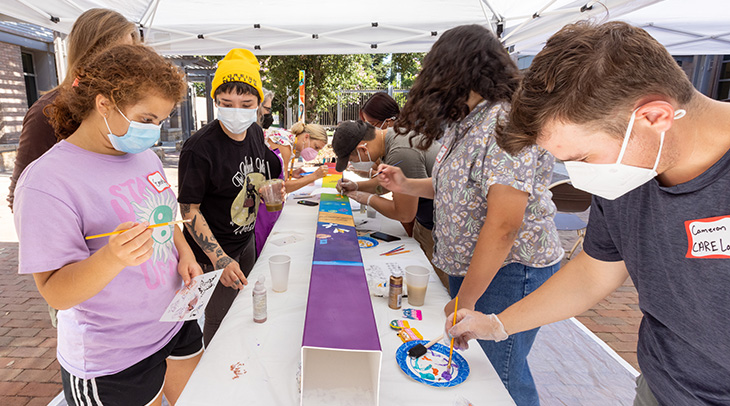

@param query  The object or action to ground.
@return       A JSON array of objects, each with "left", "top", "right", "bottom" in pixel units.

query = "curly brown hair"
[
  {"left": 496, "top": 21, "right": 696, "bottom": 155},
  {"left": 395, "top": 24, "right": 519, "bottom": 150},
  {"left": 48, "top": 44, "right": 186, "bottom": 139}
]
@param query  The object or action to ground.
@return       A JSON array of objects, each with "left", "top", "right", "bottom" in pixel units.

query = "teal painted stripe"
[{"left": 312, "top": 261, "right": 363, "bottom": 267}]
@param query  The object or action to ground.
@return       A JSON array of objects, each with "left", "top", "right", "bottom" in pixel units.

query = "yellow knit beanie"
[{"left": 210, "top": 48, "right": 264, "bottom": 102}]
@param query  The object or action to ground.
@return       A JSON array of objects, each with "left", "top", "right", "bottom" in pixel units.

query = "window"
[
  {"left": 21, "top": 52, "right": 38, "bottom": 107},
  {"left": 717, "top": 55, "right": 730, "bottom": 102}
]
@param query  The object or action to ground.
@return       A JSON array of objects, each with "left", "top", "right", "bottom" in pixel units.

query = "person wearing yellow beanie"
[
  {"left": 210, "top": 48, "right": 264, "bottom": 102},
  {"left": 178, "top": 48, "right": 285, "bottom": 346}
]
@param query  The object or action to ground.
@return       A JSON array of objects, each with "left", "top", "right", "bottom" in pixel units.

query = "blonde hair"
[
  {"left": 57, "top": 9, "right": 138, "bottom": 90},
  {"left": 290, "top": 122, "right": 327, "bottom": 143}
]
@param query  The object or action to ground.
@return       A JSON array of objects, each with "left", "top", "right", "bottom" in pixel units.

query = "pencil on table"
[
  {"left": 380, "top": 244, "right": 405, "bottom": 255},
  {"left": 380, "top": 248, "right": 404, "bottom": 256},
  {"left": 383, "top": 250, "right": 411, "bottom": 256},
  {"left": 85, "top": 219, "right": 191, "bottom": 240}
]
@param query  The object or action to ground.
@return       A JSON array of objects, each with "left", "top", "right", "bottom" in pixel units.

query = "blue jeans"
[{"left": 449, "top": 262, "right": 559, "bottom": 406}]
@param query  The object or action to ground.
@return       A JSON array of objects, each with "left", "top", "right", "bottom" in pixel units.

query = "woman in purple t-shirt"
[{"left": 14, "top": 45, "right": 203, "bottom": 406}]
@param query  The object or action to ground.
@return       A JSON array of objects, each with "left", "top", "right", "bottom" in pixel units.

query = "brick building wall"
[{"left": 0, "top": 41, "right": 28, "bottom": 144}]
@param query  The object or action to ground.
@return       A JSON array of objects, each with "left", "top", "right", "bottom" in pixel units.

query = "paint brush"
[
  {"left": 370, "top": 160, "right": 402, "bottom": 179},
  {"left": 407, "top": 334, "right": 444, "bottom": 358},
  {"left": 85, "top": 219, "right": 191, "bottom": 240},
  {"left": 447, "top": 296, "right": 458, "bottom": 371}
]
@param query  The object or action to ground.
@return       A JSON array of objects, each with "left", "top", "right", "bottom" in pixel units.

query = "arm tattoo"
[
  {"left": 180, "top": 203, "right": 191, "bottom": 217},
  {"left": 216, "top": 256, "right": 234, "bottom": 269},
  {"left": 188, "top": 215, "right": 220, "bottom": 254}
]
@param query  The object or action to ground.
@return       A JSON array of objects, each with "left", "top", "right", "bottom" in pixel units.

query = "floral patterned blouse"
[
  {"left": 265, "top": 128, "right": 295, "bottom": 150},
  {"left": 431, "top": 101, "right": 563, "bottom": 276}
]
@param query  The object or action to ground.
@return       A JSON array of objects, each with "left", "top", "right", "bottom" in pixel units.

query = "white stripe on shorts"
[
  {"left": 91, "top": 378, "right": 103, "bottom": 405},
  {"left": 72, "top": 375, "right": 84, "bottom": 406},
  {"left": 82, "top": 378, "right": 91, "bottom": 405}
]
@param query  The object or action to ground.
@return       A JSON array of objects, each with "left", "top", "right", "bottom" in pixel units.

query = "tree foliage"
[
  {"left": 192, "top": 53, "right": 425, "bottom": 124},
  {"left": 260, "top": 53, "right": 424, "bottom": 123}
]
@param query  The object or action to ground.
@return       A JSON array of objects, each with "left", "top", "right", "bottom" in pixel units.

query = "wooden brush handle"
[{"left": 424, "top": 334, "right": 444, "bottom": 349}]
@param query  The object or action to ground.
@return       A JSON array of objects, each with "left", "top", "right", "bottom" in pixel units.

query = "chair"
[{"left": 549, "top": 179, "right": 592, "bottom": 259}]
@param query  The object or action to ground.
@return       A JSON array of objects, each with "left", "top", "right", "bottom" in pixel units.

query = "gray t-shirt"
[
  {"left": 383, "top": 128, "right": 439, "bottom": 229},
  {"left": 583, "top": 148, "right": 730, "bottom": 404}
]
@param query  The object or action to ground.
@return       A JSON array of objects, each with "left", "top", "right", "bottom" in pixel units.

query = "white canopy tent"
[
  {"left": 514, "top": 0, "right": 730, "bottom": 55},
  {"left": 2, "top": 0, "right": 680, "bottom": 56}
]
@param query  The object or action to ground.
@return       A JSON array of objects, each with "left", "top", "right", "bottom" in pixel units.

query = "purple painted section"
[
  {"left": 302, "top": 264, "right": 381, "bottom": 351},
  {"left": 302, "top": 194, "right": 381, "bottom": 351}
]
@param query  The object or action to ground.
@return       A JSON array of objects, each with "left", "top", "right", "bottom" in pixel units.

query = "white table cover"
[{"left": 177, "top": 188, "right": 515, "bottom": 406}]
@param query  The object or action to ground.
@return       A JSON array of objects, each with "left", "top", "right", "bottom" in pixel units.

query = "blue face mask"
[{"left": 103, "top": 108, "right": 161, "bottom": 154}]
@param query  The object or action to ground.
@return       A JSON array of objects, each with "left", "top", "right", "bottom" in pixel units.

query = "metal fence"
[{"left": 283, "top": 87, "right": 409, "bottom": 128}]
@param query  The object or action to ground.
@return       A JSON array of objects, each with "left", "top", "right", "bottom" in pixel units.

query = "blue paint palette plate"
[
  {"left": 358, "top": 236, "right": 379, "bottom": 249},
  {"left": 396, "top": 340, "right": 469, "bottom": 387}
]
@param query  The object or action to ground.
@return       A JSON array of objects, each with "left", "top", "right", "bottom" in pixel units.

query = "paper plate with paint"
[
  {"left": 396, "top": 340, "right": 469, "bottom": 387},
  {"left": 358, "top": 236, "right": 379, "bottom": 249}
]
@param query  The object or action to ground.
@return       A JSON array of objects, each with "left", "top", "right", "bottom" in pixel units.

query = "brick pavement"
[
  {"left": 576, "top": 278, "right": 641, "bottom": 370},
  {"left": 557, "top": 215, "right": 642, "bottom": 372},
  {"left": 0, "top": 241, "right": 62, "bottom": 406}
]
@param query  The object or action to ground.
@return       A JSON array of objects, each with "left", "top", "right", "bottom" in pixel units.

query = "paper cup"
[
  {"left": 261, "top": 179, "right": 284, "bottom": 212},
  {"left": 269, "top": 254, "right": 291, "bottom": 292},
  {"left": 405, "top": 265, "right": 430, "bottom": 306}
]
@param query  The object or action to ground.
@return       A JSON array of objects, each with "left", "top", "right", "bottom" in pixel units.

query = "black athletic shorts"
[{"left": 61, "top": 320, "right": 203, "bottom": 406}]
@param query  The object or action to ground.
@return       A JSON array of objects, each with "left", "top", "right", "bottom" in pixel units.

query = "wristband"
[{"left": 366, "top": 194, "right": 374, "bottom": 206}]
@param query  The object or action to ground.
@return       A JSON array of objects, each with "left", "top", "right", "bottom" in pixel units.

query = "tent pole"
[
  {"left": 140, "top": 0, "right": 162, "bottom": 28},
  {"left": 501, "top": 0, "right": 559, "bottom": 43},
  {"left": 53, "top": 31, "right": 67, "bottom": 84},
  {"left": 480, "top": 0, "right": 504, "bottom": 23},
  {"left": 14, "top": 0, "right": 57, "bottom": 22}
]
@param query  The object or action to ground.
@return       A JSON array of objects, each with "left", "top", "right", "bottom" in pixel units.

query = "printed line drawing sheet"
[{"left": 160, "top": 270, "right": 223, "bottom": 321}]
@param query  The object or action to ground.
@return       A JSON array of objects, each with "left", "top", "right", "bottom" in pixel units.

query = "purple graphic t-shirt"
[{"left": 14, "top": 141, "right": 183, "bottom": 379}]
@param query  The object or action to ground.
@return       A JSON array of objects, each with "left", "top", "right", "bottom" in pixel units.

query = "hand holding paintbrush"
[
  {"left": 85, "top": 219, "right": 191, "bottom": 240},
  {"left": 447, "top": 296, "right": 458, "bottom": 371}
]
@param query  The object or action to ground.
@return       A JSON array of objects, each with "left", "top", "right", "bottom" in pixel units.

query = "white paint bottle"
[{"left": 253, "top": 276, "right": 267, "bottom": 323}]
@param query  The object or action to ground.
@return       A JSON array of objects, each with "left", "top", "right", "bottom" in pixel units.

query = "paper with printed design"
[{"left": 160, "top": 270, "right": 222, "bottom": 321}]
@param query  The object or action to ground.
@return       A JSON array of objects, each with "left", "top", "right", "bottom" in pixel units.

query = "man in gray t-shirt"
[
  {"left": 445, "top": 22, "right": 730, "bottom": 405},
  {"left": 333, "top": 120, "right": 447, "bottom": 286}
]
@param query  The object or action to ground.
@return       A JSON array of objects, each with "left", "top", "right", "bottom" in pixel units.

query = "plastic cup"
[
  {"left": 405, "top": 265, "right": 430, "bottom": 306},
  {"left": 261, "top": 179, "right": 284, "bottom": 212},
  {"left": 269, "top": 254, "right": 291, "bottom": 292}
]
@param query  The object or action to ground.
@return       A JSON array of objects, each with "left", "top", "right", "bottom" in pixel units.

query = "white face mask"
[
  {"left": 349, "top": 144, "right": 376, "bottom": 172},
  {"left": 217, "top": 106, "right": 257, "bottom": 134},
  {"left": 564, "top": 107, "right": 686, "bottom": 200}
]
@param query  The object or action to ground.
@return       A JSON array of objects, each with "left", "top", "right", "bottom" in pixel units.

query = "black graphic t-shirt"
[{"left": 178, "top": 120, "right": 272, "bottom": 265}]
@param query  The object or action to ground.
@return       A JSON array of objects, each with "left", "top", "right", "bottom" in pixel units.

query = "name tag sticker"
[
  {"left": 685, "top": 215, "right": 730, "bottom": 258},
  {"left": 147, "top": 171, "right": 171, "bottom": 193},
  {"left": 435, "top": 144, "right": 448, "bottom": 163}
]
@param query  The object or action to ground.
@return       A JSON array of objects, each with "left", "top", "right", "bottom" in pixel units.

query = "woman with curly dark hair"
[
  {"left": 14, "top": 44, "right": 203, "bottom": 406},
  {"left": 380, "top": 24, "right": 563, "bottom": 405}
]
